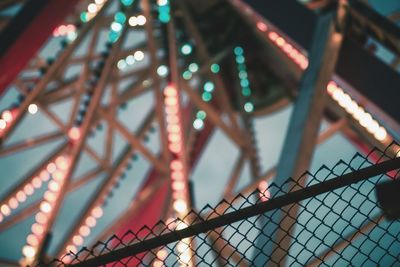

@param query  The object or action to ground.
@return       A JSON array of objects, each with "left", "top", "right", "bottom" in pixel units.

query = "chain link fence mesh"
[{"left": 38, "top": 143, "right": 400, "bottom": 266}]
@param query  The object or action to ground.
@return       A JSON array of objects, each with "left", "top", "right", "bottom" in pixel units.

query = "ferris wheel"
[{"left": 0, "top": 0, "right": 399, "bottom": 266}]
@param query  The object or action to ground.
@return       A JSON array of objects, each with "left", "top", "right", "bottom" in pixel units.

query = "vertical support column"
[
  {"left": 253, "top": 2, "right": 347, "bottom": 266},
  {"left": 162, "top": 2, "right": 194, "bottom": 266},
  {"left": 142, "top": 0, "right": 170, "bottom": 164}
]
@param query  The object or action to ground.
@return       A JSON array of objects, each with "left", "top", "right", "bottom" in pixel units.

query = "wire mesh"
[{"left": 39, "top": 143, "right": 400, "bottom": 266}]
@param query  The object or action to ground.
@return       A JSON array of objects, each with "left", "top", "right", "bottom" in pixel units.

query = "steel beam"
[
  {"left": 32, "top": 15, "right": 128, "bottom": 262},
  {"left": 180, "top": 80, "right": 245, "bottom": 147},
  {"left": 307, "top": 213, "right": 384, "bottom": 266},
  {"left": 0, "top": 2, "right": 109, "bottom": 143},
  {"left": 54, "top": 110, "right": 155, "bottom": 257},
  {"left": 142, "top": 0, "right": 170, "bottom": 164},
  {"left": 0, "top": 131, "right": 63, "bottom": 157},
  {"left": 253, "top": 4, "right": 346, "bottom": 265},
  {"left": 99, "top": 108, "right": 169, "bottom": 174}
]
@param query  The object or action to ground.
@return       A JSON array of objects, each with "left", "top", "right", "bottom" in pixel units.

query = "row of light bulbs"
[
  {"left": 327, "top": 81, "right": 387, "bottom": 141},
  {"left": 230, "top": 0, "right": 395, "bottom": 199},
  {"left": 192, "top": 81, "right": 215, "bottom": 131},
  {"left": 13, "top": 0, "right": 115, "bottom": 262},
  {"left": 247, "top": 5, "right": 390, "bottom": 144},
  {"left": 60, "top": 2, "right": 136, "bottom": 255},
  {"left": 63, "top": 206, "right": 103, "bottom": 258},
  {"left": 21, "top": 155, "right": 70, "bottom": 264},
  {"left": 163, "top": 82, "right": 194, "bottom": 266},
  {"left": 0, "top": 153, "right": 66, "bottom": 224},
  {"left": 81, "top": 0, "right": 108, "bottom": 23},
  {"left": 267, "top": 30, "right": 309, "bottom": 71},
  {"left": 163, "top": 84, "right": 189, "bottom": 215},
  {"left": 117, "top": 50, "right": 145, "bottom": 70},
  {"left": 233, "top": 46, "right": 254, "bottom": 113},
  {"left": 1, "top": 0, "right": 108, "bottom": 139},
  {"left": 232, "top": 46, "right": 269, "bottom": 200}
]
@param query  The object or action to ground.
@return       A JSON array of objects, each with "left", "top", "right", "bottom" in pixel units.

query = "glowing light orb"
[
  {"left": 173, "top": 199, "right": 187, "bottom": 213},
  {"left": 257, "top": 21, "right": 268, "bottom": 32},
  {"left": 1, "top": 204, "right": 11, "bottom": 215},
  {"left": 134, "top": 51, "right": 144, "bottom": 61},
  {"left": 40, "top": 202, "right": 52, "bottom": 213},
  {"left": 2, "top": 110, "right": 13, "bottom": 122},
  {"left": 68, "top": 127, "right": 81, "bottom": 141},
  {"left": 92, "top": 206, "right": 103, "bottom": 218},
  {"left": 22, "top": 245, "right": 36, "bottom": 258}
]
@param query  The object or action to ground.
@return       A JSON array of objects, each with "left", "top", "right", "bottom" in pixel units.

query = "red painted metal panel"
[{"left": 0, "top": 0, "right": 79, "bottom": 96}]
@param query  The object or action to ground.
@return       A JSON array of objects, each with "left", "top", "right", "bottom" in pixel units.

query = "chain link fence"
[{"left": 39, "top": 143, "right": 400, "bottom": 266}]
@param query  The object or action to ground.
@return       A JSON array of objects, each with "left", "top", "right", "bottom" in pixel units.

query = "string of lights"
[
  {"left": 163, "top": 83, "right": 194, "bottom": 266},
  {"left": 117, "top": 50, "right": 145, "bottom": 71},
  {"left": 232, "top": 45, "right": 267, "bottom": 202},
  {"left": 0, "top": 0, "right": 108, "bottom": 141},
  {"left": 231, "top": 0, "right": 392, "bottom": 146},
  {"left": 162, "top": 1, "right": 195, "bottom": 263},
  {"left": 58, "top": 0, "right": 140, "bottom": 258},
  {"left": 70, "top": 0, "right": 132, "bottom": 142},
  {"left": 21, "top": 154, "right": 71, "bottom": 265},
  {"left": 233, "top": 46, "right": 254, "bottom": 113},
  {"left": 60, "top": 132, "right": 151, "bottom": 259},
  {"left": 0, "top": 147, "right": 66, "bottom": 224},
  {"left": 163, "top": 84, "right": 189, "bottom": 215},
  {"left": 80, "top": 0, "right": 109, "bottom": 23},
  {"left": 191, "top": 80, "right": 215, "bottom": 131},
  {"left": 157, "top": 0, "right": 170, "bottom": 24}
]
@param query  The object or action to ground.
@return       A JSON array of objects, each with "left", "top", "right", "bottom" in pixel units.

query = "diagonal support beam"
[
  {"left": 180, "top": 80, "right": 245, "bottom": 147},
  {"left": 307, "top": 213, "right": 384, "bottom": 266},
  {"left": 177, "top": 0, "right": 242, "bottom": 134},
  {"left": 0, "top": 131, "right": 63, "bottom": 157},
  {"left": 0, "top": 3, "right": 109, "bottom": 143},
  {"left": 54, "top": 110, "right": 155, "bottom": 257},
  {"left": 142, "top": 0, "right": 170, "bottom": 164},
  {"left": 99, "top": 108, "right": 169, "bottom": 174},
  {"left": 253, "top": 3, "right": 347, "bottom": 265},
  {"left": 30, "top": 15, "right": 128, "bottom": 263}
]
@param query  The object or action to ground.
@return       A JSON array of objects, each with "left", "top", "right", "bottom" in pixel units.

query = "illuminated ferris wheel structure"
[{"left": 0, "top": 0, "right": 399, "bottom": 265}]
